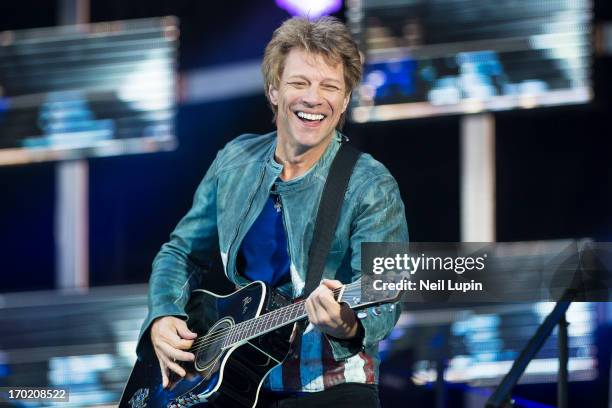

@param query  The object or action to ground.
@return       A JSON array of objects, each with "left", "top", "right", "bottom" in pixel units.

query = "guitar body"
[{"left": 120, "top": 281, "right": 294, "bottom": 408}]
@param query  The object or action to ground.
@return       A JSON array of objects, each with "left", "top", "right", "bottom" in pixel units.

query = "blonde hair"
[{"left": 261, "top": 17, "right": 362, "bottom": 129}]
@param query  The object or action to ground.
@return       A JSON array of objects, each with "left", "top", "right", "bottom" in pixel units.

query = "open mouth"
[{"left": 294, "top": 111, "right": 326, "bottom": 123}]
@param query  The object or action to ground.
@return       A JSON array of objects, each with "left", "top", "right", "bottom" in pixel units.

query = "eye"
[
  {"left": 323, "top": 84, "right": 340, "bottom": 92},
  {"left": 288, "top": 81, "right": 307, "bottom": 88}
]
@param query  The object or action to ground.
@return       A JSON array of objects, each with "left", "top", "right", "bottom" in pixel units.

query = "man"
[{"left": 138, "top": 16, "right": 408, "bottom": 407}]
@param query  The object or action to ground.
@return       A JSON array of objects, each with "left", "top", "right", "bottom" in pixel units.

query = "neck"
[
  {"left": 221, "top": 282, "right": 354, "bottom": 348},
  {"left": 274, "top": 133, "right": 335, "bottom": 181}
]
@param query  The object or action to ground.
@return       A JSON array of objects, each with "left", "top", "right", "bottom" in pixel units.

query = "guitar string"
[
  {"left": 187, "top": 283, "right": 361, "bottom": 354},
  {"left": 189, "top": 280, "right": 371, "bottom": 356},
  {"left": 188, "top": 285, "right": 348, "bottom": 353},
  {"left": 190, "top": 277, "right": 400, "bottom": 354},
  {"left": 189, "top": 293, "right": 326, "bottom": 356},
  {"left": 193, "top": 281, "right": 364, "bottom": 351},
  {"left": 188, "top": 295, "right": 309, "bottom": 354},
  {"left": 188, "top": 283, "right": 356, "bottom": 351}
]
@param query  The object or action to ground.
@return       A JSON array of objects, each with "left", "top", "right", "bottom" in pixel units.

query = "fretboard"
[
  {"left": 221, "top": 281, "right": 361, "bottom": 348},
  {"left": 221, "top": 298, "right": 307, "bottom": 348}
]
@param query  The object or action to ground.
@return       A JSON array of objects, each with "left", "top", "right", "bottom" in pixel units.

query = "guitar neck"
[{"left": 222, "top": 281, "right": 364, "bottom": 348}]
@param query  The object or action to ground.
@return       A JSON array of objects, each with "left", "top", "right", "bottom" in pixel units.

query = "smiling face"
[{"left": 268, "top": 48, "right": 350, "bottom": 154}]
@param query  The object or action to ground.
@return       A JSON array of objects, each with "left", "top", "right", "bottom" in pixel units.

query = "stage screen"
[
  {"left": 347, "top": 0, "right": 592, "bottom": 122},
  {"left": 0, "top": 17, "right": 178, "bottom": 165}
]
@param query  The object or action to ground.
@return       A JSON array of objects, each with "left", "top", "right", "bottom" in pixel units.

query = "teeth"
[{"left": 297, "top": 111, "right": 325, "bottom": 121}]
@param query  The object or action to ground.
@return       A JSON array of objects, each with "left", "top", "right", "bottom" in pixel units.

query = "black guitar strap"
[{"left": 302, "top": 142, "right": 361, "bottom": 298}]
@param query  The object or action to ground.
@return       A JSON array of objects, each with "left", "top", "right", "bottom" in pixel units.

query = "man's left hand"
[{"left": 305, "top": 279, "right": 359, "bottom": 339}]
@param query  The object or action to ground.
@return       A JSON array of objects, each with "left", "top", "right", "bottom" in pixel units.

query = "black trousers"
[{"left": 257, "top": 383, "right": 380, "bottom": 408}]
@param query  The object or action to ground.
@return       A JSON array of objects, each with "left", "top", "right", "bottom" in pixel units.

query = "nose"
[{"left": 301, "top": 85, "right": 323, "bottom": 106}]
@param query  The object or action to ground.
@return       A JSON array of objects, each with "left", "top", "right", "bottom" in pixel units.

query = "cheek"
[
  {"left": 330, "top": 97, "right": 346, "bottom": 115},
  {"left": 288, "top": 95, "right": 303, "bottom": 109}
]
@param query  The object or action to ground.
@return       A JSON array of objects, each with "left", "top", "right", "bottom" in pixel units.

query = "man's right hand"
[{"left": 150, "top": 316, "right": 197, "bottom": 388}]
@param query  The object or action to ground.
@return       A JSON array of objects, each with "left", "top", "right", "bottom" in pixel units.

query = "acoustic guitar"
[{"left": 120, "top": 279, "right": 398, "bottom": 408}]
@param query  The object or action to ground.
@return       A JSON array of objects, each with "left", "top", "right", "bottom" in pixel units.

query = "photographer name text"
[{"left": 373, "top": 278, "right": 483, "bottom": 292}]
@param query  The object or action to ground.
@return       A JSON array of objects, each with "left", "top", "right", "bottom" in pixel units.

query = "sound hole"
[{"left": 195, "top": 317, "right": 233, "bottom": 372}]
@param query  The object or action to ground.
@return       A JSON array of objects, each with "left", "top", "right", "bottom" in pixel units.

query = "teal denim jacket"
[{"left": 138, "top": 131, "right": 409, "bottom": 362}]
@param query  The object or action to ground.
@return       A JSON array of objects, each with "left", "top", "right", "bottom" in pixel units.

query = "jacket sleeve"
[
  {"left": 136, "top": 151, "right": 221, "bottom": 358},
  {"left": 327, "top": 173, "right": 408, "bottom": 361}
]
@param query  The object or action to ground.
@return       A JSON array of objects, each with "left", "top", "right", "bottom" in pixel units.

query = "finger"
[
  {"left": 176, "top": 322, "right": 198, "bottom": 339},
  {"left": 312, "top": 294, "right": 334, "bottom": 325},
  {"left": 312, "top": 285, "right": 339, "bottom": 312},
  {"left": 169, "top": 337, "right": 195, "bottom": 350},
  {"left": 321, "top": 279, "right": 343, "bottom": 290},
  {"left": 316, "top": 292, "right": 341, "bottom": 317},
  {"left": 160, "top": 342, "right": 196, "bottom": 362},
  {"left": 159, "top": 359, "right": 169, "bottom": 389},
  {"left": 165, "top": 358, "right": 187, "bottom": 378},
  {"left": 307, "top": 287, "right": 328, "bottom": 311},
  {"left": 313, "top": 283, "right": 333, "bottom": 297},
  {"left": 158, "top": 333, "right": 193, "bottom": 351},
  {"left": 159, "top": 326, "right": 195, "bottom": 350},
  {"left": 311, "top": 286, "right": 337, "bottom": 316},
  {"left": 315, "top": 284, "right": 337, "bottom": 303},
  {"left": 305, "top": 297, "right": 319, "bottom": 324}
]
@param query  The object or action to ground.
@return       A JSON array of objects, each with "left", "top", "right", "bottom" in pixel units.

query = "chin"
[
  {"left": 295, "top": 134, "right": 329, "bottom": 149},
  {"left": 296, "top": 126, "right": 334, "bottom": 142}
]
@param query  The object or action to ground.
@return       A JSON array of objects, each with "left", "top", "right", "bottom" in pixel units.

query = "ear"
[
  {"left": 268, "top": 84, "right": 279, "bottom": 106},
  {"left": 341, "top": 92, "right": 351, "bottom": 113}
]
